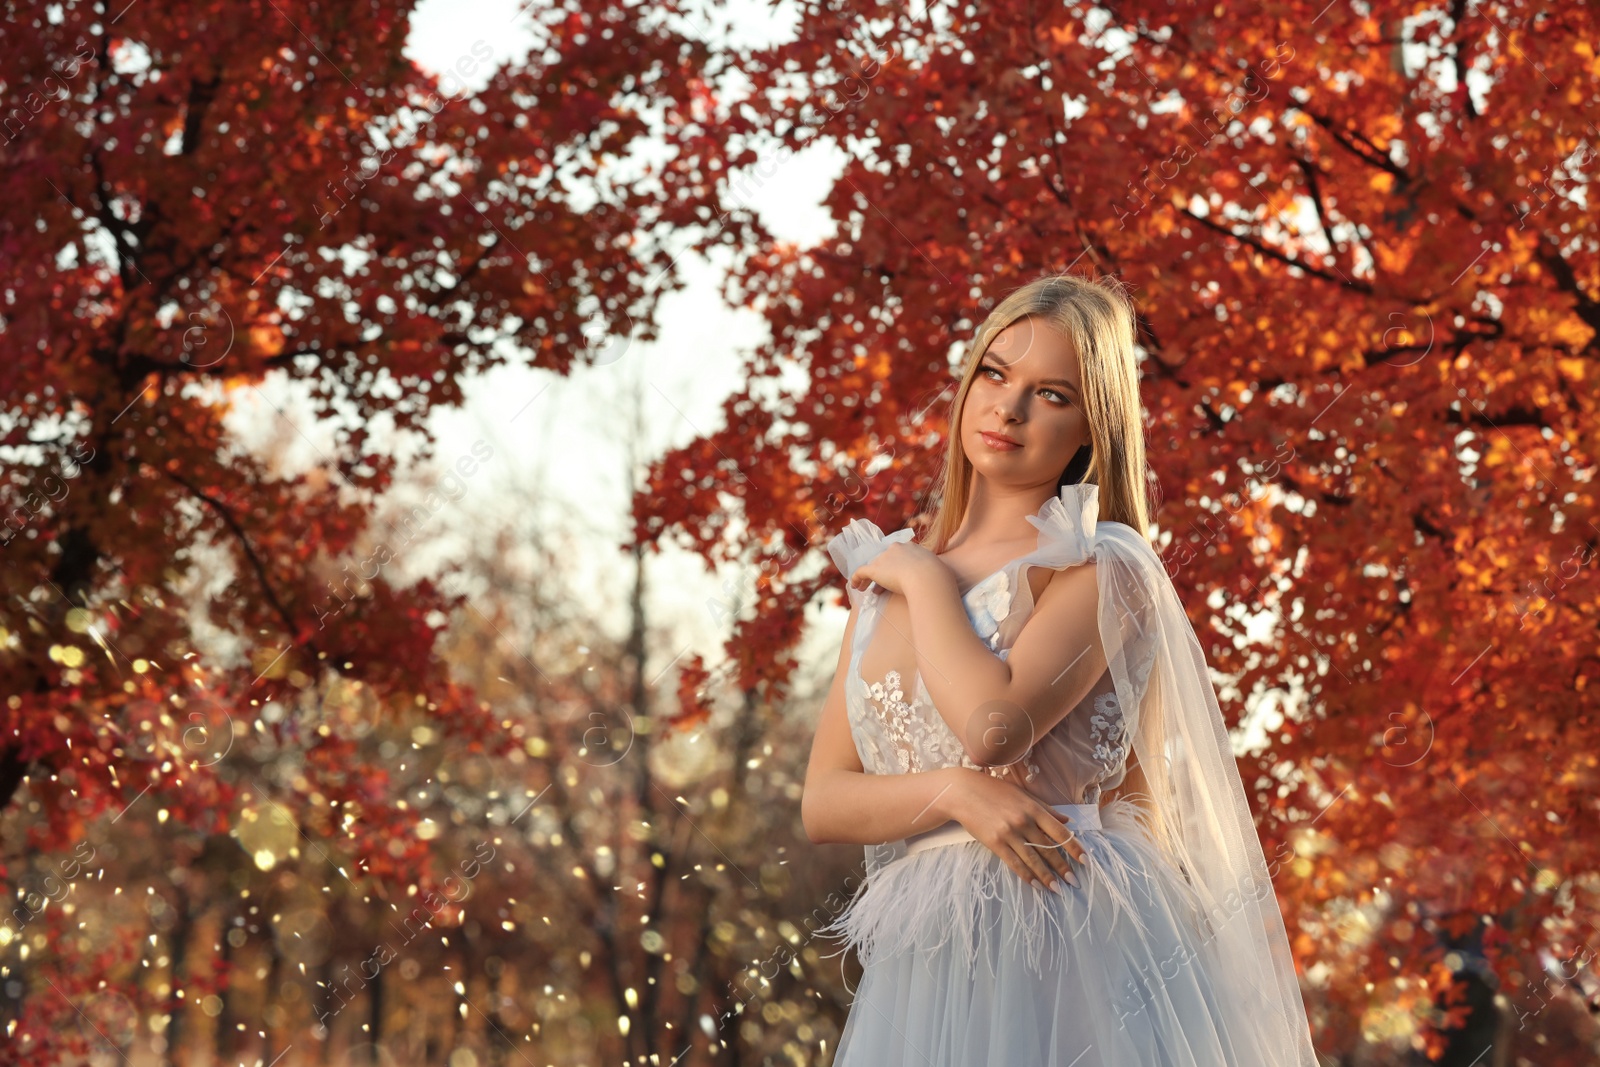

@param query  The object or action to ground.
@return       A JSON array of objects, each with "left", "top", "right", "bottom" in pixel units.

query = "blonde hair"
[{"left": 920, "top": 271, "right": 1152, "bottom": 551}]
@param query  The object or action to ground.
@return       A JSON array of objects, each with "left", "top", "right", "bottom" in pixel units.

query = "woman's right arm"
[
  {"left": 801, "top": 600, "right": 1084, "bottom": 891},
  {"left": 801, "top": 602, "right": 970, "bottom": 846}
]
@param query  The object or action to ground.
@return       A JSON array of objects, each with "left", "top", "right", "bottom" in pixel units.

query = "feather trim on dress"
[{"left": 816, "top": 797, "right": 1206, "bottom": 981}]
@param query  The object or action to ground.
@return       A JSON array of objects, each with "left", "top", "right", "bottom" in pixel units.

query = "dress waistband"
[{"left": 902, "top": 803, "right": 1102, "bottom": 857}]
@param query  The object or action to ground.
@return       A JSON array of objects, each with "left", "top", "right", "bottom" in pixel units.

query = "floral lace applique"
[
  {"left": 1088, "top": 689, "right": 1130, "bottom": 768},
  {"left": 863, "top": 669, "right": 1040, "bottom": 782},
  {"left": 961, "top": 569, "right": 1010, "bottom": 651}
]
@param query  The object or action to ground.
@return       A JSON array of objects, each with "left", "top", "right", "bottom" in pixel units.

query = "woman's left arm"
[{"left": 848, "top": 546, "right": 1108, "bottom": 768}]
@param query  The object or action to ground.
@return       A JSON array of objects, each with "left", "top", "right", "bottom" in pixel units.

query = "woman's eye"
[{"left": 982, "top": 365, "right": 1067, "bottom": 403}]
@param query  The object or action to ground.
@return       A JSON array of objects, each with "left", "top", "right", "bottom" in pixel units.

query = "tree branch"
[
  {"left": 1180, "top": 205, "right": 1375, "bottom": 293},
  {"left": 162, "top": 468, "right": 313, "bottom": 652}
]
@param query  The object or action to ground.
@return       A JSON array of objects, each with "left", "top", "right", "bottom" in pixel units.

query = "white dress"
[{"left": 817, "top": 483, "right": 1321, "bottom": 1067}]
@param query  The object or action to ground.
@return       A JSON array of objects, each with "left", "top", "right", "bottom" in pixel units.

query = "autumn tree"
[
  {"left": 0, "top": 0, "right": 738, "bottom": 1058},
  {"left": 641, "top": 2, "right": 1600, "bottom": 1061}
]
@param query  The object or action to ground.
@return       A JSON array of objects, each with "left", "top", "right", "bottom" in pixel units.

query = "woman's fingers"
[
  {"left": 1019, "top": 819, "right": 1073, "bottom": 883},
  {"left": 1043, "top": 811, "right": 1090, "bottom": 864},
  {"left": 995, "top": 847, "right": 1044, "bottom": 890},
  {"left": 1030, "top": 810, "right": 1090, "bottom": 887},
  {"left": 1024, "top": 839, "right": 1076, "bottom": 890},
  {"left": 987, "top": 824, "right": 1056, "bottom": 890},
  {"left": 1030, "top": 833, "right": 1079, "bottom": 888},
  {"left": 1011, "top": 832, "right": 1068, "bottom": 893},
  {"left": 976, "top": 797, "right": 1097, "bottom": 893}
]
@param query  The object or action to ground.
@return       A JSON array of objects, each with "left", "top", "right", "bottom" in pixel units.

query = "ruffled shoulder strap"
[
  {"left": 826, "top": 519, "right": 915, "bottom": 611},
  {"left": 986, "top": 482, "right": 1102, "bottom": 646},
  {"left": 1021, "top": 480, "right": 1100, "bottom": 570}
]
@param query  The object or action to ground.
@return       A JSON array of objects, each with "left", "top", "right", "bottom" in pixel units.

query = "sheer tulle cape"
[
  {"left": 1091, "top": 511, "right": 1319, "bottom": 1066},
  {"left": 821, "top": 482, "right": 1319, "bottom": 1067}
]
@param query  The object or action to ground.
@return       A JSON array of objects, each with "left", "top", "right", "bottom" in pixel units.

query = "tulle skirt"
[{"left": 818, "top": 798, "right": 1271, "bottom": 1067}]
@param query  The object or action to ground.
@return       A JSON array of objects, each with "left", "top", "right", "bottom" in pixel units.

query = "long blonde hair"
[{"left": 920, "top": 271, "right": 1152, "bottom": 551}]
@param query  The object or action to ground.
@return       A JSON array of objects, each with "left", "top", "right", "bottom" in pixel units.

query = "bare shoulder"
[{"left": 1024, "top": 557, "right": 1098, "bottom": 604}]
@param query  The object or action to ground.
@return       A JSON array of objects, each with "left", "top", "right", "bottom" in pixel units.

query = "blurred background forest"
[{"left": 3, "top": 0, "right": 1600, "bottom": 1065}]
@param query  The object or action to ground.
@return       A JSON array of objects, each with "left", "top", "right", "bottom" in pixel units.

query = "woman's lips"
[{"left": 979, "top": 430, "right": 1021, "bottom": 452}]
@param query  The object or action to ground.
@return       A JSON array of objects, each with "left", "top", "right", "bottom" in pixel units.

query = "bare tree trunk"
[
  {"left": 215, "top": 923, "right": 235, "bottom": 1062},
  {"left": 1409, "top": 914, "right": 1511, "bottom": 1067},
  {"left": 366, "top": 961, "right": 383, "bottom": 1063},
  {"left": 314, "top": 957, "right": 339, "bottom": 1063},
  {"left": 620, "top": 374, "right": 658, "bottom": 1067},
  {"left": 0, "top": 750, "right": 27, "bottom": 812},
  {"left": 258, "top": 940, "right": 283, "bottom": 1067},
  {"left": 164, "top": 887, "right": 194, "bottom": 1065}
]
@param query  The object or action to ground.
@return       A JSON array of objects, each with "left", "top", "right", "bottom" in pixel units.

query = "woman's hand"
[
  {"left": 848, "top": 541, "right": 950, "bottom": 598},
  {"left": 945, "top": 769, "right": 1088, "bottom": 893}
]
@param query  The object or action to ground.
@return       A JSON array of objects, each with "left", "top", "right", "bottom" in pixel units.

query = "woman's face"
[{"left": 959, "top": 315, "right": 1089, "bottom": 488}]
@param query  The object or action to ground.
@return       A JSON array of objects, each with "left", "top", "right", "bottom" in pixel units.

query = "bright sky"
[{"left": 240, "top": 0, "right": 855, "bottom": 694}]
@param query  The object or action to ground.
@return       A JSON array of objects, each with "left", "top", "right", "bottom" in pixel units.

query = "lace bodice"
[{"left": 827, "top": 484, "right": 1142, "bottom": 808}]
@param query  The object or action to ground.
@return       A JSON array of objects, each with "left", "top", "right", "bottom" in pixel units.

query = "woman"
[{"left": 801, "top": 272, "right": 1321, "bottom": 1065}]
